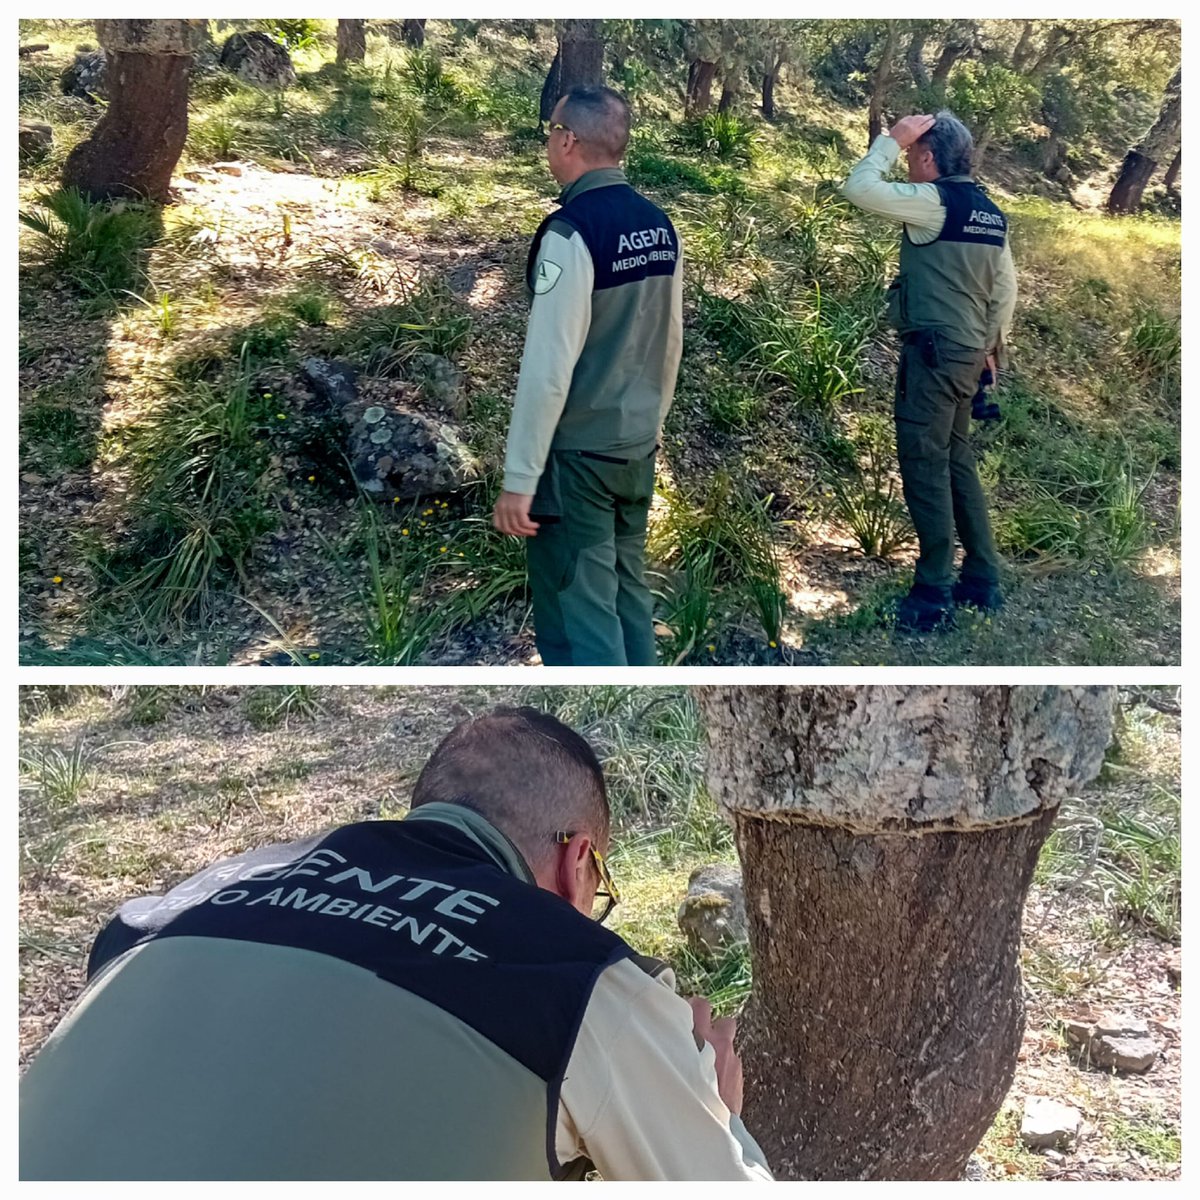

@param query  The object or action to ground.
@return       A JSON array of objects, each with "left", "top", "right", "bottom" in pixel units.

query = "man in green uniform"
[
  {"left": 493, "top": 86, "right": 684, "bottom": 666},
  {"left": 20, "top": 708, "right": 771, "bottom": 1181},
  {"left": 843, "top": 110, "right": 1017, "bottom": 631}
]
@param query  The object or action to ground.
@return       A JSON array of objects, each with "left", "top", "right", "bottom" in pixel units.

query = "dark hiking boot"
[
  {"left": 952, "top": 576, "right": 1004, "bottom": 612},
  {"left": 894, "top": 584, "right": 954, "bottom": 633}
]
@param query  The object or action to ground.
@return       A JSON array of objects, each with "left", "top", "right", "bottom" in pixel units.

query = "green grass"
[
  {"left": 18, "top": 19, "right": 1179, "bottom": 667},
  {"left": 1106, "top": 1114, "right": 1181, "bottom": 1164},
  {"left": 19, "top": 188, "right": 161, "bottom": 305},
  {"left": 244, "top": 686, "right": 324, "bottom": 731}
]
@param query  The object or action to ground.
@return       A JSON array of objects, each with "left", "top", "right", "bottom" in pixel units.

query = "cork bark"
[
  {"left": 62, "top": 20, "right": 202, "bottom": 203},
  {"left": 696, "top": 686, "right": 1114, "bottom": 1180}
]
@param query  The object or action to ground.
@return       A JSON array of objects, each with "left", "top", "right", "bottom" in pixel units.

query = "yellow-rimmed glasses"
[{"left": 555, "top": 831, "right": 619, "bottom": 923}]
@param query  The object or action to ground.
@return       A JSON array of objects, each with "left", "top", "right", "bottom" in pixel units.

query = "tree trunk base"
[
  {"left": 735, "top": 808, "right": 1057, "bottom": 1180},
  {"left": 1108, "top": 150, "right": 1157, "bottom": 215},
  {"left": 62, "top": 51, "right": 190, "bottom": 203}
]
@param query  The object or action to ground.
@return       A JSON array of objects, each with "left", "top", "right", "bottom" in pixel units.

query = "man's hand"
[
  {"left": 493, "top": 490, "right": 540, "bottom": 537},
  {"left": 888, "top": 113, "right": 936, "bottom": 149},
  {"left": 985, "top": 352, "right": 998, "bottom": 378},
  {"left": 687, "top": 996, "right": 744, "bottom": 1117}
]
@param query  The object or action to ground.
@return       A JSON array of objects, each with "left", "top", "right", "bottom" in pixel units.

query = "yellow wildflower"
[{"left": 52, "top": 575, "right": 63, "bottom": 585}]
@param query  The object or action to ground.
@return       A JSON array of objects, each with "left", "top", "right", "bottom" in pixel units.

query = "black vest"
[
  {"left": 89, "top": 821, "right": 636, "bottom": 1092},
  {"left": 526, "top": 182, "right": 679, "bottom": 294}
]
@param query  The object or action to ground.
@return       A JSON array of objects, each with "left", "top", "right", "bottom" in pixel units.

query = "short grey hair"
[
  {"left": 917, "top": 110, "right": 975, "bottom": 177},
  {"left": 556, "top": 85, "right": 631, "bottom": 161}
]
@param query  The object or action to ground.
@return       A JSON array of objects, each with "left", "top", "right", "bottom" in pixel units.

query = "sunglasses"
[
  {"left": 555, "top": 831, "right": 620, "bottom": 924},
  {"left": 549, "top": 122, "right": 576, "bottom": 140}
]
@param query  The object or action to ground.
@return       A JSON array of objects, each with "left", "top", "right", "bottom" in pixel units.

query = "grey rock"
[
  {"left": 301, "top": 357, "right": 360, "bottom": 410},
  {"left": 1064, "top": 1013, "right": 1160, "bottom": 1074},
  {"left": 409, "top": 352, "right": 468, "bottom": 419},
  {"left": 60, "top": 50, "right": 108, "bottom": 102},
  {"left": 219, "top": 31, "right": 295, "bottom": 90},
  {"left": 346, "top": 402, "right": 479, "bottom": 500},
  {"left": 677, "top": 864, "right": 747, "bottom": 957},
  {"left": 19, "top": 121, "right": 53, "bottom": 164},
  {"left": 1020, "top": 1096, "right": 1082, "bottom": 1150},
  {"left": 962, "top": 1155, "right": 987, "bottom": 1181}
]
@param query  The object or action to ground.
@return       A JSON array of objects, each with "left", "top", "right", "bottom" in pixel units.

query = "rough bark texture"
[
  {"left": 556, "top": 19, "right": 604, "bottom": 96},
  {"left": 734, "top": 808, "right": 1057, "bottom": 1179},
  {"left": 336, "top": 20, "right": 366, "bottom": 65},
  {"left": 401, "top": 20, "right": 426, "bottom": 49},
  {"left": 1108, "top": 68, "right": 1182, "bottom": 214},
  {"left": 699, "top": 687, "right": 1114, "bottom": 831},
  {"left": 62, "top": 20, "right": 200, "bottom": 203},
  {"left": 718, "top": 80, "right": 737, "bottom": 113},
  {"left": 907, "top": 29, "right": 930, "bottom": 87},
  {"left": 539, "top": 49, "right": 562, "bottom": 125},
  {"left": 686, "top": 59, "right": 718, "bottom": 118},
  {"left": 696, "top": 686, "right": 1115, "bottom": 1180}
]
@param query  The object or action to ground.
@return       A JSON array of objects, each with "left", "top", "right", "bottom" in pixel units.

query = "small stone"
[
  {"left": 301, "top": 358, "right": 359, "bottom": 410},
  {"left": 962, "top": 1156, "right": 987, "bottom": 1181},
  {"left": 1092, "top": 1034, "right": 1158, "bottom": 1073},
  {"left": 363, "top": 406, "right": 386, "bottom": 425},
  {"left": 1020, "top": 1096, "right": 1082, "bottom": 1150},
  {"left": 21, "top": 473, "right": 46, "bottom": 486},
  {"left": 1166, "top": 949, "right": 1181, "bottom": 989},
  {"left": 19, "top": 121, "right": 53, "bottom": 164},
  {"left": 677, "top": 864, "right": 746, "bottom": 958},
  {"left": 212, "top": 161, "right": 244, "bottom": 176},
  {"left": 376, "top": 456, "right": 395, "bottom": 475},
  {"left": 183, "top": 168, "right": 216, "bottom": 183}
]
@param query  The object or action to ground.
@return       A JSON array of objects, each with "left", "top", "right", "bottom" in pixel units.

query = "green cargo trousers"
[
  {"left": 894, "top": 333, "right": 1002, "bottom": 592},
  {"left": 526, "top": 448, "right": 658, "bottom": 667}
]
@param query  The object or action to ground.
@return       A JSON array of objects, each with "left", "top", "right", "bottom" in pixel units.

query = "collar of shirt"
[
  {"left": 559, "top": 166, "right": 628, "bottom": 205},
  {"left": 402, "top": 802, "right": 536, "bottom": 883}
]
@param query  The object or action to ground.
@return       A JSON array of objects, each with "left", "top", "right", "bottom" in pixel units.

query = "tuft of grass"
[
  {"left": 19, "top": 739, "right": 135, "bottom": 808},
  {"left": 678, "top": 111, "right": 757, "bottom": 164},
  {"left": 19, "top": 188, "right": 160, "bottom": 304},
  {"left": 826, "top": 415, "right": 913, "bottom": 558},
  {"left": 244, "top": 686, "right": 324, "bottom": 731},
  {"left": 104, "top": 366, "right": 275, "bottom": 626},
  {"left": 1106, "top": 1114, "right": 1181, "bottom": 1164},
  {"left": 331, "top": 277, "right": 471, "bottom": 374}
]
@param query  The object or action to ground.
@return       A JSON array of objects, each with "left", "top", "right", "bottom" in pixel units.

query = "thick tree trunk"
[
  {"left": 686, "top": 58, "right": 718, "bottom": 118},
  {"left": 718, "top": 80, "right": 737, "bottom": 113},
  {"left": 697, "top": 686, "right": 1115, "bottom": 1181},
  {"left": 1108, "top": 67, "right": 1181, "bottom": 214},
  {"left": 931, "top": 33, "right": 974, "bottom": 89},
  {"left": 1164, "top": 149, "right": 1181, "bottom": 190},
  {"left": 761, "top": 71, "right": 777, "bottom": 120},
  {"left": 401, "top": 20, "right": 426, "bottom": 49},
  {"left": 557, "top": 19, "right": 604, "bottom": 96},
  {"left": 1010, "top": 19, "right": 1036, "bottom": 72},
  {"left": 539, "top": 49, "right": 562, "bottom": 125},
  {"left": 907, "top": 28, "right": 930, "bottom": 87},
  {"left": 734, "top": 809, "right": 1056, "bottom": 1180},
  {"left": 336, "top": 20, "right": 366, "bottom": 65},
  {"left": 61, "top": 20, "right": 200, "bottom": 203},
  {"left": 867, "top": 22, "right": 899, "bottom": 144}
]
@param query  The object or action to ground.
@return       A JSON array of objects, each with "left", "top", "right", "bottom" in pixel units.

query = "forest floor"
[
  {"left": 18, "top": 685, "right": 1181, "bottom": 1180},
  {"left": 18, "top": 20, "right": 1181, "bottom": 666}
]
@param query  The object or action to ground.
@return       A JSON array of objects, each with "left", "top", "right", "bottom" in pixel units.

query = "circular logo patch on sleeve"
[{"left": 533, "top": 260, "right": 563, "bottom": 294}]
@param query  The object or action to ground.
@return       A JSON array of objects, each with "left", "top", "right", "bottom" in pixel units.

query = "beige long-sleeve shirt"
[
  {"left": 843, "top": 134, "right": 1018, "bottom": 360},
  {"left": 558, "top": 956, "right": 773, "bottom": 1180}
]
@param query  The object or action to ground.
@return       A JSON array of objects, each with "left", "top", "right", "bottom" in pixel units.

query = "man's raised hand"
[
  {"left": 888, "top": 113, "right": 936, "bottom": 149},
  {"left": 493, "top": 490, "right": 540, "bottom": 537}
]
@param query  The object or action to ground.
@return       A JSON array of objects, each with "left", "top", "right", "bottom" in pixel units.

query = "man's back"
[{"left": 20, "top": 816, "right": 630, "bottom": 1180}]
